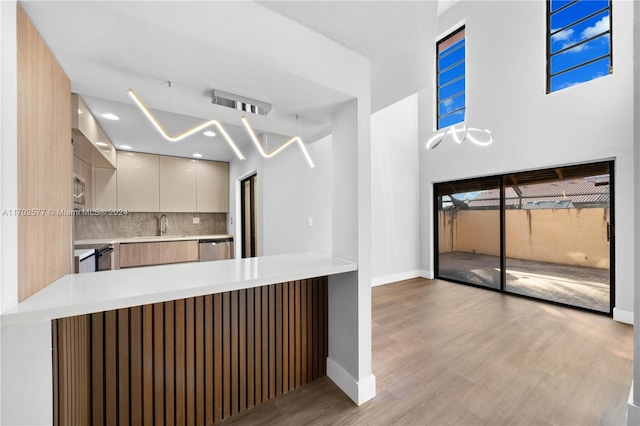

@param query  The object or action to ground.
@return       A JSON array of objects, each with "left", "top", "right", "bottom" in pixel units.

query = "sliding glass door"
[
  {"left": 435, "top": 177, "right": 502, "bottom": 290},
  {"left": 503, "top": 163, "right": 612, "bottom": 313},
  {"left": 435, "top": 161, "right": 613, "bottom": 315}
]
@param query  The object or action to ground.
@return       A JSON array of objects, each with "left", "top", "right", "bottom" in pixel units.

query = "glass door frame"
[{"left": 433, "top": 160, "right": 615, "bottom": 316}]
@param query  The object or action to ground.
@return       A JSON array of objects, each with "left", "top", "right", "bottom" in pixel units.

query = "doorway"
[
  {"left": 241, "top": 174, "right": 258, "bottom": 258},
  {"left": 434, "top": 161, "right": 614, "bottom": 315}
]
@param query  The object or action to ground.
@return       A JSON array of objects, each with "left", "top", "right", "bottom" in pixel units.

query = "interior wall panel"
[{"left": 17, "top": 5, "right": 72, "bottom": 301}]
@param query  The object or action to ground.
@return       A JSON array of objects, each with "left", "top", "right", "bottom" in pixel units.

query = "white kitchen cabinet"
[
  {"left": 197, "top": 160, "right": 229, "bottom": 212},
  {"left": 160, "top": 156, "right": 197, "bottom": 212},
  {"left": 94, "top": 167, "right": 117, "bottom": 210},
  {"left": 116, "top": 151, "right": 160, "bottom": 212}
]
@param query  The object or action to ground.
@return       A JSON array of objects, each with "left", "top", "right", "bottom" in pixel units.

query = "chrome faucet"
[{"left": 160, "top": 214, "right": 168, "bottom": 236}]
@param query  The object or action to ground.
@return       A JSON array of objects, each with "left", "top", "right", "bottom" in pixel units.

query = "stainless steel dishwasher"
[{"left": 199, "top": 238, "right": 234, "bottom": 261}]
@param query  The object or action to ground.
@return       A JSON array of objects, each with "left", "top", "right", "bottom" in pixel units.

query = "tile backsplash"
[{"left": 74, "top": 212, "right": 227, "bottom": 240}]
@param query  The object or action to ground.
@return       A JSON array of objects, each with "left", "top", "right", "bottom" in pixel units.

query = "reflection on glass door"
[
  {"left": 435, "top": 177, "right": 502, "bottom": 289},
  {"left": 503, "top": 163, "right": 611, "bottom": 313},
  {"left": 434, "top": 161, "right": 613, "bottom": 315}
]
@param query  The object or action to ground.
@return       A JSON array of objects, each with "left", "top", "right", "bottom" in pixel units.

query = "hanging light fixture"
[
  {"left": 241, "top": 116, "right": 315, "bottom": 168},
  {"left": 426, "top": 125, "right": 493, "bottom": 150},
  {"left": 127, "top": 88, "right": 246, "bottom": 160}
]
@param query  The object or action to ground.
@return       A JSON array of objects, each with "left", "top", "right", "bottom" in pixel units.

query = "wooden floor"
[{"left": 218, "top": 278, "right": 633, "bottom": 425}]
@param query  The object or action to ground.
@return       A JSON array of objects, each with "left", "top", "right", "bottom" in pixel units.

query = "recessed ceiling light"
[
  {"left": 95, "top": 142, "right": 108, "bottom": 147},
  {"left": 120, "top": 145, "right": 133, "bottom": 150},
  {"left": 203, "top": 131, "right": 216, "bottom": 137},
  {"left": 77, "top": 109, "right": 82, "bottom": 114},
  {"left": 193, "top": 153, "right": 203, "bottom": 158},
  {"left": 102, "top": 113, "right": 120, "bottom": 120}
]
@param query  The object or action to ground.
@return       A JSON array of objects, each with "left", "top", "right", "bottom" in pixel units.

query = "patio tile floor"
[{"left": 438, "top": 252, "right": 610, "bottom": 313}]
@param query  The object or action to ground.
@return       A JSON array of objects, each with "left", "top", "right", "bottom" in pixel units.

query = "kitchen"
[
  {"left": 71, "top": 92, "right": 235, "bottom": 273},
  {"left": 1, "top": 2, "right": 371, "bottom": 425}
]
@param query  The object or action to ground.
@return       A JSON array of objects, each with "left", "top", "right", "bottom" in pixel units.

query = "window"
[
  {"left": 547, "top": 0, "right": 612, "bottom": 93},
  {"left": 436, "top": 27, "right": 466, "bottom": 129}
]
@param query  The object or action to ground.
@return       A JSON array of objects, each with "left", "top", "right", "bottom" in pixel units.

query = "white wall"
[
  {"left": 1, "top": 0, "right": 18, "bottom": 313},
  {"left": 262, "top": 135, "right": 332, "bottom": 256},
  {"left": 228, "top": 134, "right": 332, "bottom": 258},
  {"left": 631, "top": 0, "right": 640, "bottom": 419},
  {"left": 371, "top": 94, "right": 421, "bottom": 286},
  {"left": 420, "top": 0, "right": 635, "bottom": 317}
]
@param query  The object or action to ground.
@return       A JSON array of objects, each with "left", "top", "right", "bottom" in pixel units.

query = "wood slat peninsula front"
[
  {"left": 119, "top": 240, "right": 199, "bottom": 268},
  {"left": 52, "top": 277, "right": 328, "bottom": 425}
]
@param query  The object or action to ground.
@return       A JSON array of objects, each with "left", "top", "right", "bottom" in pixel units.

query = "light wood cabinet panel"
[
  {"left": 119, "top": 242, "right": 162, "bottom": 268},
  {"left": 120, "top": 241, "right": 198, "bottom": 268},
  {"left": 160, "top": 156, "right": 197, "bottom": 212},
  {"left": 161, "top": 241, "right": 199, "bottom": 264},
  {"left": 17, "top": 6, "right": 72, "bottom": 301},
  {"left": 94, "top": 167, "right": 117, "bottom": 210},
  {"left": 116, "top": 151, "right": 160, "bottom": 212},
  {"left": 197, "top": 160, "right": 229, "bottom": 212}
]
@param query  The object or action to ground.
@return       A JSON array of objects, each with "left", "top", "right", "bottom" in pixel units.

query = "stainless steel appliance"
[
  {"left": 199, "top": 238, "right": 234, "bottom": 262},
  {"left": 74, "top": 243, "right": 114, "bottom": 271}
]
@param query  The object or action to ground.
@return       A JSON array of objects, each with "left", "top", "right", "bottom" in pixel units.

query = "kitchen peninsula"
[{"left": 1, "top": 252, "right": 357, "bottom": 425}]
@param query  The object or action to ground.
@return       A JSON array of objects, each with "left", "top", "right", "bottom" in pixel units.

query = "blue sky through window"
[
  {"left": 549, "top": 0, "right": 611, "bottom": 92},
  {"left": 437, "top": 28, "right": 465, "bottom": 129}
]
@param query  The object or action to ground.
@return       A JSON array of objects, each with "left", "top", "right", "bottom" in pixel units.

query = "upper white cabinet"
[
  {"left": 105, "top": 152, "right": 228, "bottom": 213},
  {"left": 197, "top": 160, "right": 229, "bottom": 212},
  {"left": 94, "top": 167, "right": 117, "bottom": 210},
  {"left": 160, "top": 156, "right": 197, "bottom": 212},
  {"left": 116, "top": 151, "right": 160, "bottom": 212},
  {"left": 72, "top": 94, "right": 117, "bottom": 169}
]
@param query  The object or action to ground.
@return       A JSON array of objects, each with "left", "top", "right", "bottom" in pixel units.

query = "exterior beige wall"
[{"left": 439, "top": 208, "right": 610, "bottom": 269}]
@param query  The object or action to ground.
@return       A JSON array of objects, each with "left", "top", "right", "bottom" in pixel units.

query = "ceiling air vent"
[{"left": 211, "top": 90, "right": 272, "bottom": 116}]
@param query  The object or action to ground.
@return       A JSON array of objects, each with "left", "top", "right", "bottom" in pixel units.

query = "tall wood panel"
[
  {"left": 52, "top": 277, "right": 329, "bottom": 425},
  {"left": 17, "top": 5, "right": 72, "bottom": 301}
]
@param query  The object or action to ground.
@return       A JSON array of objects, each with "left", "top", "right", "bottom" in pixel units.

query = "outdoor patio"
[{"left": 438, "top": 251, "right": 610, "bottom": 313}]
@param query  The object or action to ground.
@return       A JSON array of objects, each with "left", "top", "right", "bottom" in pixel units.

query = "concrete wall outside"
[{"left": 439, "top": 208, "right": 610, "bottom": 269}]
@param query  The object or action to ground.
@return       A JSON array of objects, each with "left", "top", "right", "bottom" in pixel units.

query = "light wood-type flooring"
[{"left": 218, "top": 278, "right": 633, "bottom": 425}]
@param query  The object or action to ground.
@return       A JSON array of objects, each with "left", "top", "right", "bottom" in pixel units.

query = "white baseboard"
[
  {"left": 614, "top": 308, "right": 633, "bottom": 325},
  {"left": 628, "top": 384, "right": 640, "bottom": 425},
  {"left": 371, "top": 270, "right": 421, "bottom": 287},
  {"left": 420, "top": 270, "right": 434, "bottom": 279},
  {"left": 326, "top": 357, "right": 376, "bottom": 405}
]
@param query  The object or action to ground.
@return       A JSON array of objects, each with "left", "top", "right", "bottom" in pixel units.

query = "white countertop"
[
  {"left": 75, "top": 234, "right": 233, "bottom": 245},
  {"left": 74, "top": 249, "right": 95, "bottom": 261},
  {"left": 0, "top": 252, "right": 357, "bottom": 327}
]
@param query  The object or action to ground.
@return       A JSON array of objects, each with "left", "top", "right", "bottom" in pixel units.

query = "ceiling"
[
  {"left": 259, "top": 1, "right": 440, "bottom": 113},
  {"left": 19, "top": 1, "right": 450, "bottom": 162}
]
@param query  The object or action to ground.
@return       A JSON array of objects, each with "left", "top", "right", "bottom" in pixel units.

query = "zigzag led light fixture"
[
  {"left": 127, "top": 89, "right": 246, "bottom": 160},
  {"left": 426, "top": 124, "right": 493, "bottom": 150},
  {"left": 241, "top": 116, "right": 315, "bottom": 168}
]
